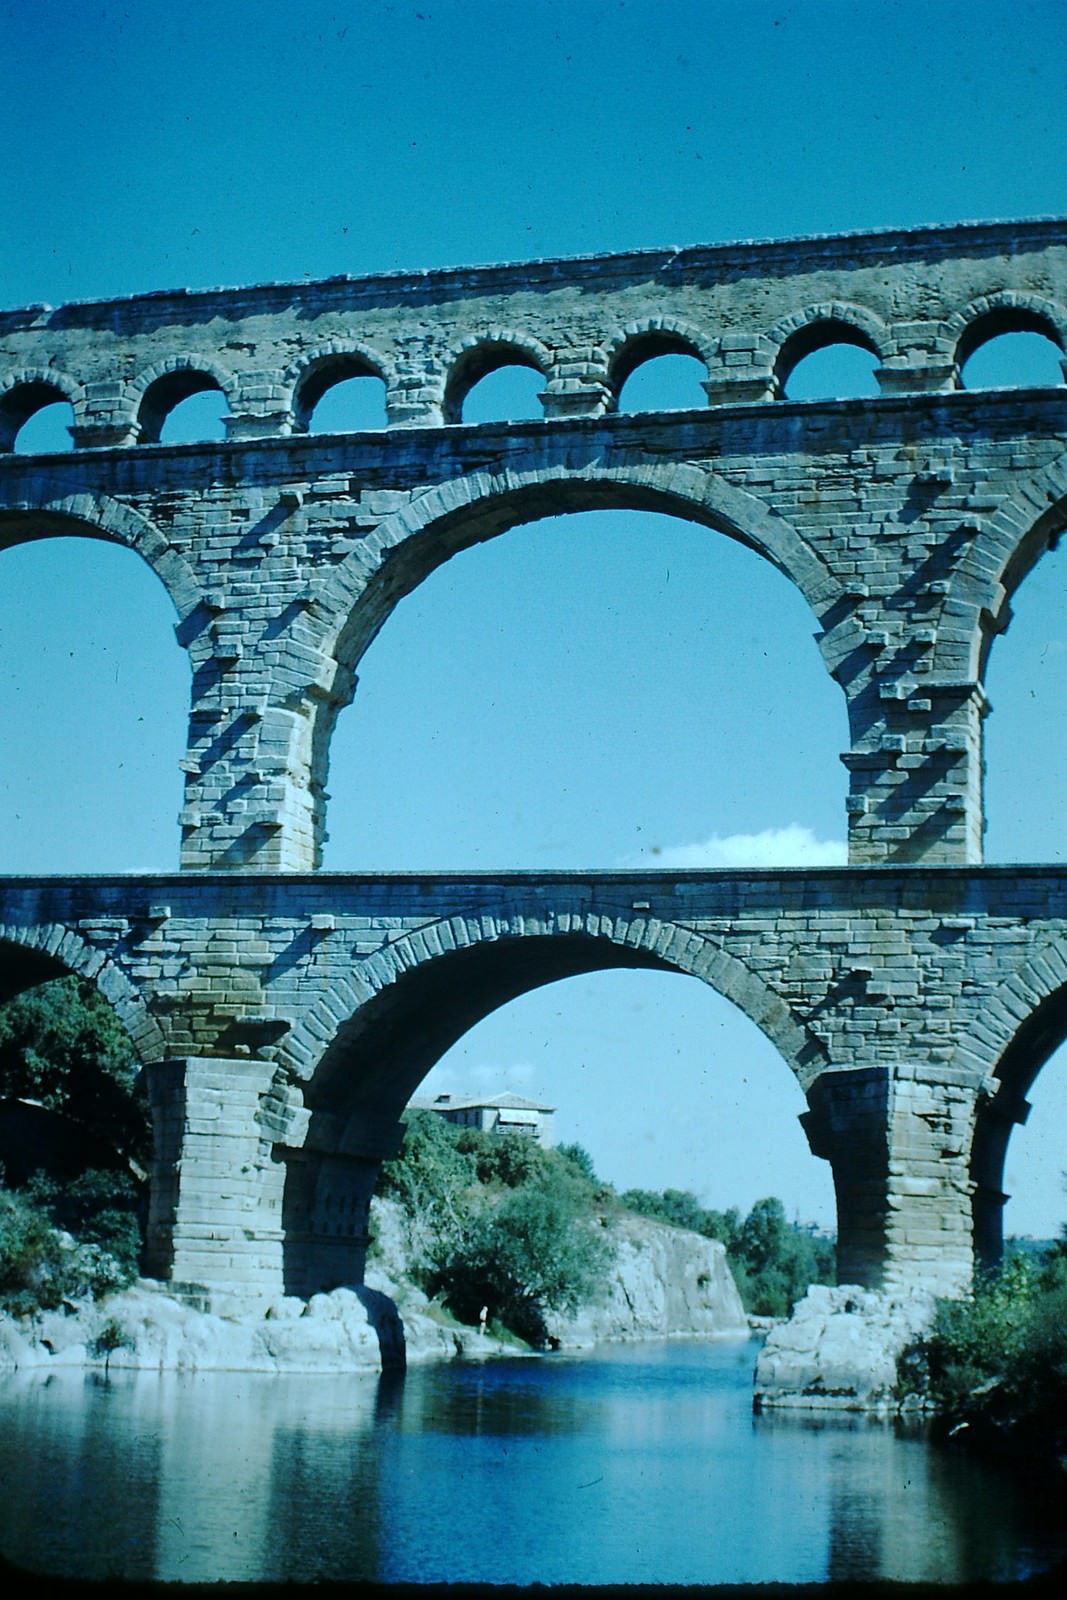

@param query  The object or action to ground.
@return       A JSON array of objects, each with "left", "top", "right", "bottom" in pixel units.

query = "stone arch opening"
[
  {"left": 294, "top": 353, "right": 389, "bottom": 433},
  {"left": 0, "top": 523, "right": 190, "bottom": 871},
  {"left": 443, "top": 339, "right": 547, "bottom": 424},
  {"left": 319, "top": 504, "right": 846, "bottom": 871},
  {"left": 610, "top": 330, "right": 708, "bottom": 412},
  {"left": 137, "top": 367, "right": 230, "bottom": 444},
  {"left": 776, "top": 320, "right": 881, "bottom": 400},
  {"left": 955, "top": 304, "right": 1066, "bottom": 385},
  {"left": 970, "top": 984, "right": 1067, "bottom": 1266},
  {"left": 280, "top": 919, "right": 830, "bottom": 1297},
  {"left": 617, "top": 352, "right": 708, "bottom": 413},
  {"left": 1, "top": 378, "right": 78, "bottom": 453}
]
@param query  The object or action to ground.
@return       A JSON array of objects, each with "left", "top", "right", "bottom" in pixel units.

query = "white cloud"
[{"left": 625, "top": 824, "right": 847, "bottom": 869}]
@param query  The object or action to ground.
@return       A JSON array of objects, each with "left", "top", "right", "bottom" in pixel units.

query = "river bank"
[{"left": 0, "top": 1198, "right": 750, "bottom": 1376}]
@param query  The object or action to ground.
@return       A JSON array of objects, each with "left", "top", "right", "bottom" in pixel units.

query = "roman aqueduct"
[{"left": 2, "top": 217, "right": 1067, "bottom": 1305}]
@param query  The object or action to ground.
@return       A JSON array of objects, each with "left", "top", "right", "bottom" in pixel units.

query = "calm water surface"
[{"left": 2, "top": 1336, "right": 1064, "bottom": 1586}]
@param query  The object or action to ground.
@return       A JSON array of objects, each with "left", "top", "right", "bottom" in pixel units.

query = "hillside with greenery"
[
  {"left": 373, "top": 1109, "right": 836, "bottom": 1342},
  {"left": 620, "top": 1186, "right": 835, "bottom": 1318}
]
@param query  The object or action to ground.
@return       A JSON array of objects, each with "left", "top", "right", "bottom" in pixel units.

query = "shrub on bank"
[
  {"left": 374, "top": 1111, "right": 615, "bottom": 1344},
  {"left": 0, "top": 1183, "right": 137, "bottom": 1315},
  {"left": 910, "top": 1246, "right": 1067, "bottom": 1459}
]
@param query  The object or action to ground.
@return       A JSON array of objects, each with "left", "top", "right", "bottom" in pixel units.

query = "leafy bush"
[
  {"left": 376, "top": 1113, "right": 615, "bottom": 1343},
  {"left": 0, "top": 976, "right": 148, "bottom": 1173},
  {"left": 556, "top": 1142, "right": 599, "bottom": 1184},
  {"left": 432, "top": 1179, "right": 613, "bottom": 1344},
  {"left": 23, "top": 1167, "right": 143, "bottom": 1281},
  {"left": 0, "top": 1183, "right": 138, "bottom": 1315},
  {"left": 915, "top": 1246, "right": 1067, "bottom": 1457},
  {"left": 0, "top": 1186, "right": 73, "bottom": 1315},
  {"left": 455, "top": 1126, "right": 548, "bottom": 1189}
]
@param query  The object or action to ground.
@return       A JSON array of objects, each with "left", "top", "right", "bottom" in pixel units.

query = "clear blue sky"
[{"left": 2, "top": 0, "right": 1067, "bottom": 1235}]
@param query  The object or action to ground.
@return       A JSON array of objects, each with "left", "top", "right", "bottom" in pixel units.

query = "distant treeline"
[{"left": 620, "top": 1186, "right": 835, "bottom": 1318}]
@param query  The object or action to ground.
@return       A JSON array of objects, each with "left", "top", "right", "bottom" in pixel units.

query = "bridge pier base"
[
  {"left": 804, "top": 1063, "right": 978, "bottom": 1298},
  {"left": 144, "top": 1057, "right": 287, "bottom": 1308}
]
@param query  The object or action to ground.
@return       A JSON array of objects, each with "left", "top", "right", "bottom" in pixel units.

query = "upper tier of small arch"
[{"left": 2, "top": 217, "right": 1067, "bottom": 450}]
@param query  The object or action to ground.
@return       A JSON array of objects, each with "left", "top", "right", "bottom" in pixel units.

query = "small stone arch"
[
  {"left": 440, "top": 327, "right": 552, "bottom": 424},
  {"left": 0, "top": 477, "right": 201, "bottom": 623},
  {"left": 767, "top": 302, "right": 889, "bottom": 396},
  {"left": 128, "top": 355, "right": 239, "bottom": 444},
  {"left": 948, "top": 291, "right": 1067, "bottom": 377},
  {"left": 283, "top": 903, "right": 829, "bottom": 1124},
  {"left": 0, "top": 366, "right": 86, "bottom": 452},
  {"left": 0, "top": 922, "right": 166, "bottom": 1066},
  {"left": 602, "top": 317, "right": 714, "bottom": 405},
  {"left": 283, "top": 339, "right": 396, "bottom": 433}
]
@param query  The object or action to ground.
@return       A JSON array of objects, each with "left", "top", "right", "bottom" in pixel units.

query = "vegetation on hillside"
[
  {"left": 621, "top": 1186, "right": 835, "bottom": 1316},
  {"left": 375, "top": 1111, "right": 836, "bottom": 1340},
  {"left": 0, "top": 977, "right": 149, "bottom": 1313}
]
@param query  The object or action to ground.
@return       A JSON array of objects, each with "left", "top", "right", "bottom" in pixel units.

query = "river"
[{"left": 1, "top": 1336, "right": 1064, "bottom": 1586}]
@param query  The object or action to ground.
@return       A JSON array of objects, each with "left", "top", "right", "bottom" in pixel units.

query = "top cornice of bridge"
[{"left": 5, "top": 215, "right": 1067, "bottom": 327}]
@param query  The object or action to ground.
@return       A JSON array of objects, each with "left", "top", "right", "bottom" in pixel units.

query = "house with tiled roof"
[{"left": 411, "top": 1091, "right": 555, "bottom": 1144}]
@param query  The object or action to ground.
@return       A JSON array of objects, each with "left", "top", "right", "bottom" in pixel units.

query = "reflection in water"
[{"left": 1, "top": 1340, "right": 1064, "bottom": 1585}]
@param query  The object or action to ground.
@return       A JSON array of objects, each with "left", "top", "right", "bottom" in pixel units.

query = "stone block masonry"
[{"left": 3, "top": 218, "right": 1067, "bottom": 1307}]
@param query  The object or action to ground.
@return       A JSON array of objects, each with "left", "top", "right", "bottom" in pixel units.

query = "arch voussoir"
[{"left": 284, "top": 903, "right": 829, "bottom": 1096}]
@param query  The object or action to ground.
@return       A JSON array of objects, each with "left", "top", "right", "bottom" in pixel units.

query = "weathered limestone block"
[{"left": 753, "top": 1284, "right": 937, "bottom": 1412}]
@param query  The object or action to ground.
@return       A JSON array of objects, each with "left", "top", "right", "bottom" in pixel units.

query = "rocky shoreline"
[{"left": 0, "top": 1200, "right": 751, "bottom": 1378}]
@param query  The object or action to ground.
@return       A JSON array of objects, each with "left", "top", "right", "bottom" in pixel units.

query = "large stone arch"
[
  {"left": 284, "top": 902, "right": 828, "bottom": 1115},
  {"left": 0, "top": 478, "right": 201, "bottom": 622},
  {"left": 941, "top": 448, "right": 1067, "bottom": 684},
  {"left": 950, "top": 943, "right": 1067, "bottom": 1265},
  {"left": 0, "top": 921, "right": 166, "bottom": 1065},
  {"left": 273, "top": 903, "right": 829, "bottom": 1297},
  {"left": 295, "top": 461, "right": 842, "bottom": 870},
  {"left": 305, "top": 460, "right": 839, "bottom": 809}
]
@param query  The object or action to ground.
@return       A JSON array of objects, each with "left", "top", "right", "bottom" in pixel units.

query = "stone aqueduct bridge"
[{"left": 2, "top": 218, "right": 1067, "bottom": 1306}]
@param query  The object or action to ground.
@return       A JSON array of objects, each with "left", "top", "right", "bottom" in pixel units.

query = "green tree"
[
  {"left": 0, "top": 975, "right": 148, "bottom": 1174},
  {"left": 434, "top": 1178, "right": 613, "bottom": 1344},
  {"left": 556, "top": 1142, "right": 598, "bottom": 1184},
  {"left": 912, "top": 1247, "right": 1067, "bottom": 1459},
  {"left": 0, "top": 977, "right": 150, "bottom": 1290}
]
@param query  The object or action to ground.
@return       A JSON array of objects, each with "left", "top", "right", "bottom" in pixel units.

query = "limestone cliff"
[
  {"left": 546, "top": 1207, "right": 748, "bottom": 1346},
  {"left": 367, "top": 1197, "right": 748, "bottom": 1355}
]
